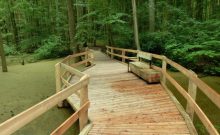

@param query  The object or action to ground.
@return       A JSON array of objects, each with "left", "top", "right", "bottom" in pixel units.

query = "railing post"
[
  {"left": 122, "top": 50, "right": 125, "bottom": 62},
  {"left": 55, "top": 63, "right": 63, "bottom": 107},
  {"left": 161, "top": 56, "right": 167, "bottom": 84},
  {"left": 79, "top": 85, "right": 89, "bottom": 131},
  {"left": 186, "top": 70, "right": 197, "bottom": 120},
  {"left": 111, "top": 48, "right": 114, "bottom": 59},
  {"left": 106, "top": 47, "right": 109, "bottom": 56},
  {"left": 85, "top": 47, "right": 89, "bottom": 67}
]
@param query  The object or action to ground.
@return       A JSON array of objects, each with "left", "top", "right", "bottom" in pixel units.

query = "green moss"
[{"left": 0, "top": 58, "right": 78, "bottom": 135}]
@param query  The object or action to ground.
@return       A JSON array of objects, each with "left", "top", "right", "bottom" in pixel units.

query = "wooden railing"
[
  {"left": 0, "top": 48, "right": 94, "bottom": 135},
  {"left": 106, "top": 46, "right": 220, "bottom": 135}
]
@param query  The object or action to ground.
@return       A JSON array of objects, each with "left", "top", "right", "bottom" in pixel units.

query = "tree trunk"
[
  {"left": 8, "top": 0, "right": 19, "bottom": 50},
  {"left": 107, "top": 24, "right": 114, "bottom": 46},
  {"left": 67, "top": 0, "right": 78, "bottom": 53},
  {"left": 0, "top": 31, "right": 8, "bottom": 72},
  {"left": 131, "top": 0, "right": 141, "bottom": 50},
  {"left": 149, "top": 0, "right": 155, "bottom": 32},
  {"left": 55, "top": 0, "right": 59, "bottom": 33},
  {"left": 76, "top": 0, "right": 83, "bottom": 22}
]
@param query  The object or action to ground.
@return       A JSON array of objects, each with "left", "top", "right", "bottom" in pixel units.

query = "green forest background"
[
  {"left": 0, "top": 0, "right": 220, "bottom": 75},
  {"left": 0, "top": 0, "right": 220, "bottom": 134}
]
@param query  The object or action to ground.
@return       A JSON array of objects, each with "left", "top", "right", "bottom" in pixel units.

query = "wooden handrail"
[
  {"left": 0, "top": 76, "right": 89, "bottom": 135},
  {"left": 163, "top": 71, "right": 218, "bottom": 135},
  {"left": 106, "top": 50, "right": 137, "bottom": 61},
  {"left": 166, "top": 58, "right": 220, "bottom": 109},
  {"left": 0, "top": 50, "right": 93, "bottom": 135},
  {"left": 50, "top": 101, "right": 90, "bottom": 135},
  {"left": 106, "top": 46, "right": 220, "bottom": 135}
]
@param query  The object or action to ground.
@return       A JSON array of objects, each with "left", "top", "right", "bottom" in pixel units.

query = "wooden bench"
[{"left": 128, "top": 52, "right": 161, "bottom": 83}]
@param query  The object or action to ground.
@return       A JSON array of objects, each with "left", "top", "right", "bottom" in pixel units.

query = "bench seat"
[
  {"left": 140, "top": 69, "right": 161, "bottom": 83},
  {"left": 129, "top": 62, "right": 161, "bottom": 83},
  {"left": 129, "top": 62, "right": 150, "bottom": 76}
]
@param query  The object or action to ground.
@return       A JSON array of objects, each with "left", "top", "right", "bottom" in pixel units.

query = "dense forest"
[{"left": 0, "top": 0, "right": 220, "bottom": 75}]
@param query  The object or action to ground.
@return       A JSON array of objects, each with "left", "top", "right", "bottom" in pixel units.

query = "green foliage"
[
  {"left": 34, "top": 35, "right": 70, "bottom": 60},
  {"left": 140, "top": 32, "right": 173, "bottom": 54},
  {"left": 3, "top": 44, "right": 19, "bottom": 55},
  {"left": 165, "top": 41, "right": 220, "bottom": 75},
  {"left": 113, "top": 24, "right": 133, "bottom": 48},
  {"left": 134, "top": 0, "right": 220, "bottom": 75},
  {"left": 1, "top": 0, "right": 220, "bottom": 75}
]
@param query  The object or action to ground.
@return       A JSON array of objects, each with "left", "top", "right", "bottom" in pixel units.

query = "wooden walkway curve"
[
  {"left": 70, "top": 50, "right": 191, "bottom": 135},
  {"left": 1, "top": 47, "right": 219, "bottom": 135}
]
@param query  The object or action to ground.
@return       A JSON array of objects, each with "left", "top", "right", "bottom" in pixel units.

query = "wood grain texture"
[{"left": 69, "top": 50, "right": 191, "bottom": 135}]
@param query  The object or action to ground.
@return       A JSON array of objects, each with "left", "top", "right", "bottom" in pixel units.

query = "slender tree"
[
  {"left": 7, "top": 0, "right": 19, "bottom": 50},
  {"left": 0, "top": 31, "right": 8, "bottom": 72},
  {"left": 149, "top": 0, "right": 155, "bottom": 32},
  {"left": 131, "top": 0, "right": 141, "bottom": 50},
  {"left": 67, "top": 0, "right": 79, "bottom": 53}
]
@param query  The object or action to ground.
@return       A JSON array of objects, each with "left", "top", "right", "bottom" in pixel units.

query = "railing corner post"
[
  {"left": 55, "top": 63, "right": 63, "bottom": 107},
  {"left": 79, "top": 85, "right": 89, "bottom": 131},
  {"left": 186, "top": 70, "right": 197, "bottom": 121},
  {"left": 161, "top": 56, "right": 167, "bottom": 84},
  {"left": 85, "top": 47, "right": 89, "bottom": 67},
  {"left": 122, "top": 50, "right": 125, "bottom": 62},
  {"left": 111, "top": 48, "right": 114, "bottom": 59}
]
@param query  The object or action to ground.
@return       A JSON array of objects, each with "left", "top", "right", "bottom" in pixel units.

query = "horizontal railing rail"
[
  {"left": 0, "top": 48, "right": 94, "bottom": 135},
  {"left": 50, "top": 101, "right": 90, "bottom": 135},
  {"left": 106, "top": 46, "right": 220, "bottom": 135}
]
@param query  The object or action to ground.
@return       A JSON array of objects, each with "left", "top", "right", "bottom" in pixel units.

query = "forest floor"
[{"left": 0, "top": 58, "right": 78, "bottom": 135}]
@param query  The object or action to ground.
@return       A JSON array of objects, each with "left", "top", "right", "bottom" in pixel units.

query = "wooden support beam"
[
  {"left": 161, "top": 56, "right": 167, "bottom": 84},
  {"left": 186, "top": 71, "right": 198, "bottom": 120},
  {"left": 85, "top": 48, "right": 89, "bottom": 67},
  {"left": 60, "top": 63, "right": 85, "bottom": 77},
  {"left": 106, "top": 51, "right": 137, "bottom": 61},
  {"left": 162, "top": 71, "right": 219, "bottom": 135},
  {"left": 50, "top": 102, "right": 90, "bottom": 135},
  {"left": 79, "top": 85, "right": 89, "bottom": 131},
  {"left": 122, "top": 50, "right": 125, "bottom": 62},
  {"left": 0, "top": 77, "right": 89, "bottom": 135},
  {"left": 161, "top": 82, "right": 198, "bottom": 135},
  {"left": 166, "top": 58, "right": 220, "bottom": 109},
  {"left": 55, "top": 63, "right": 63, "bottom": 107},
  {"left": 70, "top": 58, "right": 93, "bottom": 68},
  {"left": 111, "top": 48, "right": 114, "bottom": 59},
  {"left": 61, "top": 77, "right": 71, "bottom": 87}
]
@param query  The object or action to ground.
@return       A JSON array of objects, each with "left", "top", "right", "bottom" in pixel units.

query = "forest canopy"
[{"left": 0, "top": 0, "right": 220, "bottom": 75}]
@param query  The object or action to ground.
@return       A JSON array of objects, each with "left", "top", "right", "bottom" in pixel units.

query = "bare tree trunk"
[
  {"left": 0, "top": 31, "right": 8, "bottom": 72},
  {"left": 149, "top": 0, "right": 155, "bottom": 32},
  {"left": 131, "top": 0, "right": 141, "bottom": 50},
  {"left": 8, "top": 0, "right": 19, "bottom": 50},
  {"left": 67, "top": 0, "right": 79, "bottom": 53}
]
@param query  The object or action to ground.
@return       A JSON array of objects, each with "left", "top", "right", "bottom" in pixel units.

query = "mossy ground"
[{"left": 0, "top": 58, "right": 78, "bottom": 135}]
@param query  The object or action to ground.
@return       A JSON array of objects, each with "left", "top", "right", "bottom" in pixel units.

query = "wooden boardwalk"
[
  {"left": 1, "top": 48, "right": 219, "bottom": 135},
  {"left": 70, "top": 50, "right": 191, "bottom": 135}
]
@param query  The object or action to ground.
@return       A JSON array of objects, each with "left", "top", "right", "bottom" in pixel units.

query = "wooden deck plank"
[{"left": 69, "top": 50, "right": 191, "bottom": 135}]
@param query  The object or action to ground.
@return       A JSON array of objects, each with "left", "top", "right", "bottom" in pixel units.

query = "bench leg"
[{"left": 128, "top": 63, "right": 130, "bottom": 72}]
